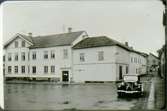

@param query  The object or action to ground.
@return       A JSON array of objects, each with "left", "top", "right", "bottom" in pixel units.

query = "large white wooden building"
[
  {"left": 72, "top": 36, "right": 147, "bottom": 82},
  {"left": 3, "top": 31, "right": 147, "bottom": 82}
]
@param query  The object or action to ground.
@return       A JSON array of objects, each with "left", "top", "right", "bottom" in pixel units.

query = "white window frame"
[
  {"left": 14, "top": 66, "right": 18, "bottom": 74},
  {"left": 15, "top": 41, "right": 18, "bottom": 48},
  {"left": 80, "top": 53, "right": 85, "bottom": 62},
  {"left": 15, "top": 53, "right": 18, "bottom": 61},
  {"left": 51, "top": 66, "right": 55, "bottom": 73},
  {"left": 44, "top": 51, "right": 48, "bottom": 59},
  {"left": 32, "top": 52, "right": 36, "bottom": 60},
  {"left": 8, "top": 66, "right": 12, "bottom": 74},
  {"left": 21, "top": 52, "right": 25, "bottom": 61},
  {"left": 8, "top": 53, "right": 12, "bottom": 61},
  {"left": 63, "top": 49, "right": 68, "bottom": 59},
  {"left": 98, "top": 51, "right": 104, "bottom": 61},
  {"left": 44, "top": 66, "right": 48, "bottom": 73},
  {"left": 22, "top": 40, "right": 26, "bottom": 47},
  {"left": 51, "top": 50, "right": 55, "bottom": 59},
  {"left": 21, "top": 66, "right": 25, "bottom": 73}
]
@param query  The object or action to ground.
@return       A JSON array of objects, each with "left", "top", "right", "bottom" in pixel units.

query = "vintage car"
[{"left": 117, "top": 75, "right": 144, "bottom": 97}]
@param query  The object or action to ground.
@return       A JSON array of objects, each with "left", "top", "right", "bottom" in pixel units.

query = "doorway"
[
  {"left": 119, "top": 66, "right": 123, "bottom": 80},
  {"left": 62, "top": 71, "right": 69, "bottom": 82}
]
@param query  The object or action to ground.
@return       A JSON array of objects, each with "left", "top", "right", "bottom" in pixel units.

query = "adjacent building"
[
  {"left": 4, "top": 31, "right": 147, "bottom": 82},
  {"left": 72, "top": 36, "right": 147, "bottom": 82}
]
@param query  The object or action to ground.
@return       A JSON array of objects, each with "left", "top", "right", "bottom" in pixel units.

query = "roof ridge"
[{"left": 33, "top": 30, "right": 85, "bottom": 38}]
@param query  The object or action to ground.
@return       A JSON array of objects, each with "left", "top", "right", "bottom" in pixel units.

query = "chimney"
[
  {"left": 68, "top": 27, "right": 72, "bottom": 33},
  {"left": 28, "top": 32, "right": 32, "bottom": 37},
  {"left": 125, "top": 42, "right": 128, "bottom": 46}
]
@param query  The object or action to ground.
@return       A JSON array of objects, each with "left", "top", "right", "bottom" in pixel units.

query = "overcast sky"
[{"left": 2, "top": 0, "right": 165, "bottom": 55}]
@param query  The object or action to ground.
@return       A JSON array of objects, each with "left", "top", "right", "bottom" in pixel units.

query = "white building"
[
  {"left": 4, "top": 31, "right": 147, "bottom": 82},
  {"left": 3, "top": 30, "right": 88, "bottom": 82},
  {"left": 72, "top": 36, "right": 147, "bottom": 82}
]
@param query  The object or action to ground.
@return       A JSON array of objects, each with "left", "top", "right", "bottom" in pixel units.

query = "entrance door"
[
  {"left": 119, "top": 66, "right": 123, "bottom": 80},
  {"left": 62, "top": 71, "right": 69, "bottom": 82}
]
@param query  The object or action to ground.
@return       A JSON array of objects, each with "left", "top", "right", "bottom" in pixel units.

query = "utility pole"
[{"left": 161, "top": 0, "right": 166, "bottom": 109}]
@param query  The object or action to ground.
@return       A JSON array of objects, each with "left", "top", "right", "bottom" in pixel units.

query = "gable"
[{"left": 4, "top": 34, "right": 33, "bottom": 49}]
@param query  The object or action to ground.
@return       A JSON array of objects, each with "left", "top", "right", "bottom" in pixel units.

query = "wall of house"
[
  {"left": 115, "top": 46, "right": 130, "bottom": 80},
  {"left": 147, "top": 54, "right": 159, "bottom": 73},
  {"left": 4, "top": 36, "right": 73, "bottom": 81},
  {"left": 129, "top": 52, "right": 147, "bottom": 75},
  {"left": 4, "top": 37, "right": 31, "bottom": 76},
  {"left": 73, "top": 46, "right": 118, "bottom": 82},
  {"left": 29, "top": 46, "right": 72, "bottom": 81}
]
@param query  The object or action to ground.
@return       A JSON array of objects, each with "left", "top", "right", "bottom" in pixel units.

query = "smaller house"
[
  {"left": 72, "top": 36, "right": 147, "bottom": 82},
  {"left": 147, "top": 53, "right": 160, "bottom": 74}
]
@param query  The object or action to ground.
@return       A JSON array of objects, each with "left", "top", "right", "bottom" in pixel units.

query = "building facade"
[
  {"left": 4, "top": 32, "right": 147, "bottom": 82},
  {"left": 4, "top": 31, "right": 88, "bottom": 82},
  {"left": 72, "top": 36, "right": 147, "bottom": 82}
]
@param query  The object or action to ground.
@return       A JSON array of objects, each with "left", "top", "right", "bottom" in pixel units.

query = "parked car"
[{"left": 117, "top": 74, "right": 144, "bottom": 97}]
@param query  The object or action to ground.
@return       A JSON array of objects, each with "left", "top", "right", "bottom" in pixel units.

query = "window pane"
[
  {"left": 8, "top": 66, "right": 12, "bottom": 74},
  {"left": 22, "top": 41, "right": 25, "bottom": 47},
  {"left": 98, "top": 51, "right": 104, "bottom": 61},
  {"left": 51, "top": 51, "right": 55, "bottom": 59},
  {"left": 80, "top": 53, "right": 85, "bottom": 62},
  {"left": 15, "top": 41, "right": 18, "bottom": 48},
  {"left": 32, "top": 66, "right": 36, "bottom": 74},
  {"left": 63, "top": 49, "right": 68, "bottom": 59},
  {"left": 51, "top": 66, "right": 55, "bottom": 73},
  {"left": 22, "top": 66, "right": 25, "bottom": 73},
  {"left": 44, "top": 51, "right": 48, "bottom": 59},
  {"left": 15, "top": 66, "right": 18, "bottom": 73},
  {"left": 8, "top": 53, "right": 12, "bottom": 61},
  {"left": 32, "top": 52, "right": 36, "bottom": 60},
  {"left": 22, "top": 52, "right": 25, "bottom": 61},
  {"left": 44, "top": 66, "right": 48, "bottom": 73}
]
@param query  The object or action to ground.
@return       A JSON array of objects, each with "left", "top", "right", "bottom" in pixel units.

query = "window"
[
  {"left": 80, "top": 53, "right": 85, "bottom": 62},
  {"left": 8, "top": 53, "right": 12, "bottom": 61},
  {"left": 21, "top": 52, "right": 25, "bottom": 61},
  {"left": 14, "top": 66, "right": 18, "bottom": 73},
  {"left": 3, "top": 55, "right": 5, "bottom": 62},
  {"left": 32, "top": 66, "right": 36, "bottom": 74},
  {"left": 51, "top": 66, "right": 55, "bottom": 73},
  {"left": 131, "top": 57, "right": 133, "bottom": 63},
  {"left": 21, "top": 66, "right": 25, "bottom": 73},
  {"left": 126, "top": 66, "right": 128, "bottom": 74},
  {"left": 32, "top": 52, "right": 36, "bottom": 60},
  {"left": 136, "top": 69, "right": 138, "bottom": 74},
  {"left": 98, "top": 51, "right": 104, "bottom": 61},
  {"left": 15, "top": 53, "right": 18, "bottom": 61},
  {"left": 63, "top": 49, "right": 68, "bottom": 59},
  {"left": 51, "top": 50, "right": 55, "bottom": 59},
  {"left": 44, "top": 66, "right": 48, "bottom": 73},
  {"left": 44, "top": 51, "right": 48, "bottom": 59},
  {"left": 15, "top": 41, "right": 18, "bottom": 48},
  {"left": 8, "top": 66, "right": 12, "bottom": 74},
  {"left": 22, "top": 41, "right": 25, "bottom": 47}
]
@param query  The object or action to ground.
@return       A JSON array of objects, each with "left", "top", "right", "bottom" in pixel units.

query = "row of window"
[
  {"left": 79, "top": 51, "right": 104, "bottom": 62},
  {"left": 15, "top": 40, "right": 26, "bottom": 48},
  {"left": 4, "top": 49, "right": 68, "bottom": 62},
  {"left": 7, "top": 66, "right": 55, "bottom": 74},
  {"left": 131, "top": 57, "right": 142, "bottom": 64}
]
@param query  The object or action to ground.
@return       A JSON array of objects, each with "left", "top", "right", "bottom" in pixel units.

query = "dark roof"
[
  {"left": 73, "top": 36, "right": 147, "bottom": 57},
  {"left": 73, "top": 36, "right": 131, "bottom": 51},
  {"left": 29, "top": 31, "right": 84, "bottom": 48},
  {"left": 19, "top": 34, "right": 33, "bottom": 43},
  {"left": 4, "top": 31, "right": 85, "bottom": 49}
]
